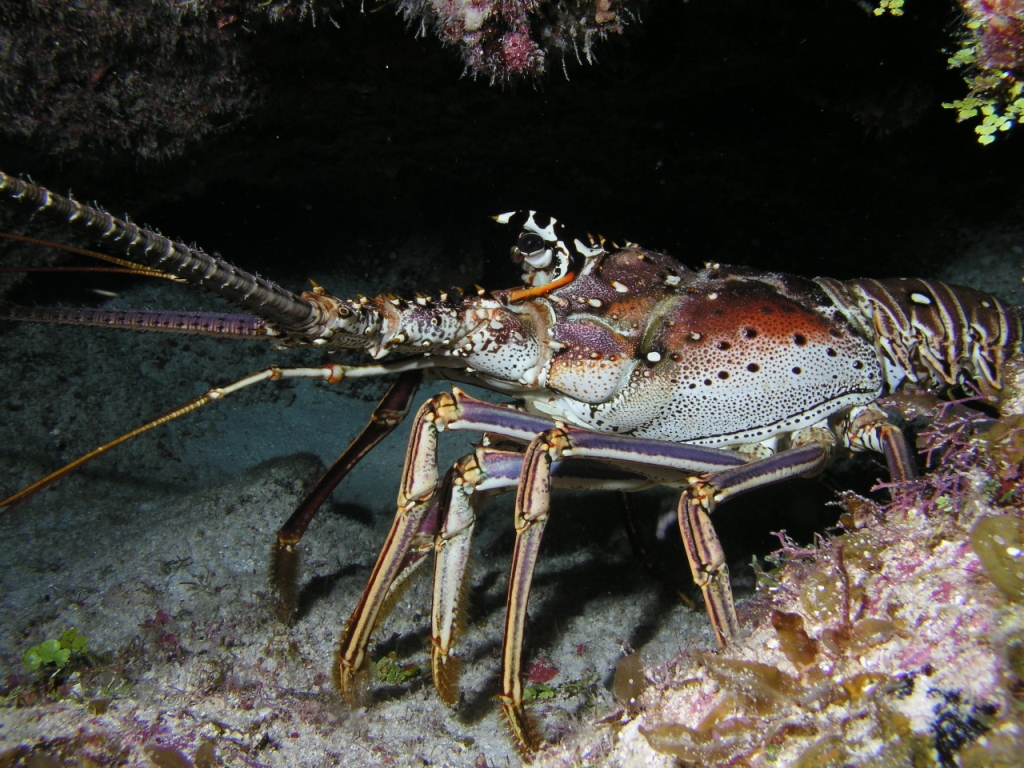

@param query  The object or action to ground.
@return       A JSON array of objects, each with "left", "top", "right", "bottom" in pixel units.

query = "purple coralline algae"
[
  {"left": 959, "top": 0, "right": 1024, "bottom": 76},
  {"left": 536, "top": 389, "right": 1024, "bottom": 766},
  {"left": 394, "top": 0, "right": 634, "bottom": 82},
  {"left": 0, "top": 0, "right": 636, "bottom": 161}
]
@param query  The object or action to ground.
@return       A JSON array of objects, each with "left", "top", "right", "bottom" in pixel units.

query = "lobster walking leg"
[
  {"left": 337, "top": 391, "right": 738, "bottom": 751},
  {"left": 499, "top": 426, "right": 759, "bottom": 754},
  {"left": 431, "top": 446, "right": 525, "bottom": 704},
  {"left": 272, "top": 370, "right": 423, "bottom": 623},
  {"left": 677, "top": 439, "right": 835, "bottom": 646},
  {"left": 499, "top": 430, "right": 567, "bottom": 754},
  {"left": 677, "top": 409, "right": 916, "bottom": 646},
  {"left": 335, "top": 392, "right": 453, "bottom": 698},
  {"left": 432, "top": 438, "right": 671, "bottom": 708},
  {"left": 433, "top": 441, "right": 678, "bottom": 711},
  {"left": 334, "top": 390, "right": 656, "bottom": 685},
  {"left": 334, "top": 391, "right": 556, "bottom": 701},
  {"left": 840, "top": 403, "right": 918, "bottom": 483}
]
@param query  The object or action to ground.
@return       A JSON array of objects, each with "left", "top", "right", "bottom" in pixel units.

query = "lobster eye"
[{"left": 517, "top": 232, "right": 545, "bottom": 256}]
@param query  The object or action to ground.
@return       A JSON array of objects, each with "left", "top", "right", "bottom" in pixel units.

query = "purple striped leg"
[
  {"left": 498, "top": 425, "right": 752, "bottom": 755},
  {"left": 273, "top": 370, "right": 423, "bottom": 623},
  {"left": 430, "top": 447, "right": 520, "bottom": 705},
  {"left": 334, "top": 389, "right": 667, "bottom": 705},
  {"left": 434, "top": 433, "right": 691, "bottom": 710},
  {"left": 333, "top": 392, "right": 455, "bottom": 699},
  {"left": 334, "top": 387, "right": 750, "bottom": 756},
  {"left": 677, "top": 434, "right": 835, "bottom": 647},
  {"left": 679, "top": 411, "right": 914, "bottom": 647}
]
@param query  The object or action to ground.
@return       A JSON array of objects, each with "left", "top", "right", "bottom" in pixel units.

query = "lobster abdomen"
[{"left": 832, "top": 277, "right": 1022, "bottom": 401}]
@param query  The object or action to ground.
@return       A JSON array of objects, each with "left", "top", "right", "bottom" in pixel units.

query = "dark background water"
[{"left": 3, "top": 0, "right": 1021, "bottom": 290}]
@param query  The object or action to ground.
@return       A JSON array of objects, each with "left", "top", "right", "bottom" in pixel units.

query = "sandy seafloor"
[{"left": 0, "top": 217, "right": 1021, "bottom": 767}]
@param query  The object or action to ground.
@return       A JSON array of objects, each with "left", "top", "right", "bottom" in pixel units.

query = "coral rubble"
[
  {"left": 0, "top": 1, "right": 254, "bottom": 161},
  {"left": 393, "top": 0, "right": 635, "bottom": 82},
  {"left": 537, "top": 392, "right": 1024, "bottom": 766}
]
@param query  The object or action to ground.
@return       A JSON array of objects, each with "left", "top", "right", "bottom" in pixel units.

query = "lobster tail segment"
[
  {"left": 836, "top": 276, "right": 1023, "bottom": 400},
  {"left": 0, "top": 171, "right": 323, "bottom": 339}
]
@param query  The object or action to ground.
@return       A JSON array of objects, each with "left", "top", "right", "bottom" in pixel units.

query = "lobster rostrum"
[{"left": 1, "top": 170, "right": 1020, "bottom": 757}]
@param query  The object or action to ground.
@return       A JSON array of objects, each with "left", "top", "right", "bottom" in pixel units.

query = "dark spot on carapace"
[
  {"left": 747, "top": 363, "right": 760, "bottom": 372},
  {"left": 853, "top": 360, "right": 864, "bottom": 369},
  {"left": 829, "top": 328, "right": 844, "bottom": 338},
  {"left": 718, "top": 371, "right": 729, "bottom": 380},
  {"left": 793, "top": 333, "right": 807, "bottom": 346},
  {"left": 742, "top": 327, "right": 758, "bottom": 339},
  {"left": 826, "top": 347, "right": 838, "bottom": 357},
  {"left": 717, "top": 341, "right": 731, "bottom": 351},
  {"left": 704, "top": 379, "right": 713, "bottom": 386},
  {"left": 792, "top": 366, "right": 802, "bottom": 374}
]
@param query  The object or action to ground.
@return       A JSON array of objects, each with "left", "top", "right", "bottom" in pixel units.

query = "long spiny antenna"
[{"left": 0, "top": 171, "right": 323, "bottom": 337}]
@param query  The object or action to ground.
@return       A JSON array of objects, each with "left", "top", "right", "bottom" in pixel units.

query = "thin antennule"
[
  {"left": 0, "top": 231, "right": 181, "bottom": 280},
  {"left": 0, "top": 363, "right": 348, "bottom": 515}
]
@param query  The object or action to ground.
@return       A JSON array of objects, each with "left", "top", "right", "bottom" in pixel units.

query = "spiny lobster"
[{"left": 0, "top": 170, "right": 1020, "bottom": 758}]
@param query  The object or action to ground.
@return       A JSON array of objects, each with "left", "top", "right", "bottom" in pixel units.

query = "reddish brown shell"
[{"left": 532, "top": 251, "right": 883, "bottom": 446}]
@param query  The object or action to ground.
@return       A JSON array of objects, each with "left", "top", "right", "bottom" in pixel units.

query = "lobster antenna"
[
  {"left": 0, "top": 172, "right": 322, "bottom": 335},
  {"left": 0, "top": 358, "right": 431, "bottom": 516},
  {"left": 0, "top": 363, "right": 352, "bottom": 515},
  {"left": 0, "top": 232, "right": 274, "bottom": 338},
  {"left": 0, "top": 266, "right": 178, "bottom": 278}
]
